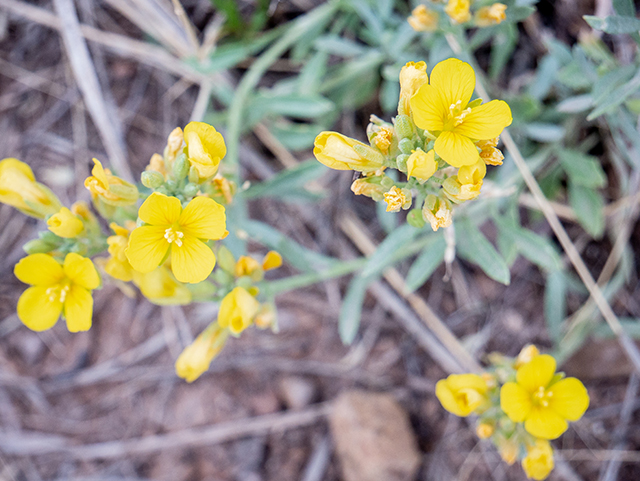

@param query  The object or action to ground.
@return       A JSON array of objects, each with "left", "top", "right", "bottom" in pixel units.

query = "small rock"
[
  {"left": 278, "top": 376, "right": 316, "bottom": 410},
  {"left": 329, "top": 390, "right": 421, "bottom": 481}
]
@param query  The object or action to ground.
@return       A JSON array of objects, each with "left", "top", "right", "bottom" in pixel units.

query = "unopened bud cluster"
[{"left": 407, "top": 1, "right": 508, "bottom": 32}]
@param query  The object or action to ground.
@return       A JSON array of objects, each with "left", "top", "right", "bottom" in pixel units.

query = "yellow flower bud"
[
  {"left": 217, "top": 287, "right": 260, "bottom": 335},
  {"left": 175, "top": 323, "right": 229, "bottom": 383},
  {"left": 408, "top": 5, "right": 439, "bottom": 32},
  {"left": 477, "top": 137, "right": 504, "bottom": 166},
  {"left": 476, "top": 422, "right": 494, "bottom": 439},
  {"left": 445, "top": 0, "right": 471, "bottom": 23},
  {"left": 407, "top": 149, "right": 437, "bottom": 181},
  {"left": 104, "top": 222, "right": 134, "bottom": 282},
  {"left": 351, "top": 176, "right": 386, "bottom": 200},
  {"left": 235, "top": 255, "right": 261, "bottom": 278},
  {"left": 370, "top": 125, "right": 395, "bottom": 155},
  {"left": 314, "top": 132, "right": 384, "bottom": 173},
  {"left": 476, "top": 3, "right": 507, "bottom": 27},
  {"left": 183, "top": 121, "right": 226, "bottom": 179},
  {"left": 254, "top": 303, "right": 276, "bottom": 330},
  {"left": 211, "top": 174, "right": 235, "bottom": 205},
  {"left": 0, "top": 158, "right": 62, "bottom": 218},
  {"left": 147, "top": 153, "right": 167, "bottom": 178},
  {"left": 383, "top": 186, "right": 412, "bottom": 212},
  {"left": 422, "top": 194, "right": 453, "bottom": 231},
  {"left": 84, "top": 159, "right": 139, "bottom": 206},
  {"left": 498, "top": 438, "right": 519, "bottom": 465},
  {"left": 443, "top": 158, "right": 486, "bottom": 202},
  {"left": 398, "top": 61, "right": 429, "bottom": 116},
  {"left": 165, "top": 127, "right": 184, "bottom": 163},
  {"left": 47, "top": 207, "right": 84, "bottom": 238},
  {"left": 132, "top": 265, "right": 192, "bottom": 306},
  {"left": 262, "top": 251, "right": 283, "bottom": 271},
  {"left": 515, "top": 344, "right": 540, "bottom": 369},
  {"left": 522, "top": 439, "right": 554, "bottom": 480},
  {"left": 435, "top": 373, "right": 488, "bottom": 417},
  {"left": 71, "top": 201, "right": 95, "bottom": 222}
]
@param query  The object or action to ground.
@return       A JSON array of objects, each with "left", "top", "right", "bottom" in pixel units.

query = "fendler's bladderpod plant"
[
  {"left": 436, "top": 345, "right": 589, "bottom": 480},
  {"left": 2, "top": 121, "right": 283, "bottom": 383},
  {"left": 313, "top": 58, "right": 512, "bottom": 232}
]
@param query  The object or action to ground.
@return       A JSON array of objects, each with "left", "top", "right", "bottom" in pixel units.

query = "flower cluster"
[
  {"left": 408, "top": 1, "right": 508, "bottom": 32},
  {"left": 1, "top": 122, "right": 281, "bottom": 367},
  {"left": 313, "top": 58, "right": 511, "bottom": 231},
  {"left": 436, "top": 345, "right": 589, "bottom": 480}
]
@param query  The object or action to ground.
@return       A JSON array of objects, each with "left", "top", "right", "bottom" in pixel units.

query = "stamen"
[
  {"left": 164, "top": 227, "right": 184, "bottom": 247},
  {"left": 447, "top": 100, "right": 472, "bottom": 127}
]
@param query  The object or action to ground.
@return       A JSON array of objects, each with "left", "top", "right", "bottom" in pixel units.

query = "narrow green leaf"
[
  {"left": 556, "top": 94, "right": 593, "bottom": 113},
  {"left": 544, "top": 271, "right": 566, "bottom": 342},
  {"left": 361, "top": 223, "right": 419, "bottom": 278},
  {"left": 523, "top": 123, "right": 565, "bottom": 142},
  {"left": 339, "top": 275, "right": 371, "bottom": 344},
  {"left": 271, "top": 122, "right": 322, "bottom": 151},
  {"left": 314, "top": 35, "right": 366, "bottom": 56},
  {"left": 588, "top": 70, "right": 640, "bottom": 120},
  {"left": 250, "top": 93, "right": 334, "bottom": 120},
  {"left": 568, "top": 182, "right": 605, "bottom": 238},
  {"left": 457, "top": 219, "right": 511, "bottom": 285},
  {"left": 613, "top": 0, "right": 635, "bottom": 16},
  {"left": 558, "top": 149, "right": 607, "bottom": 188},
  {"left": 405, "top": 234, "right": 446, "bottom": 293},
  {"left": 513, "top": 228, "right": 563, "bottom": 272},
  {"left": 584, "top": 15, "right": 640, "bottom": 34},
  {"left": 242, "top": 159, "right": 325, "bottom": 199},
  {"left": 506, "top": 6, "right": 536, "bottom": 23},
  {"left": 490, "top": 22, "right": 517, "bottom": 79}
]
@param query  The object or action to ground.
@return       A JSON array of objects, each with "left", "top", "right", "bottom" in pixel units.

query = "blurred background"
[{"left": 1, "top": 0, "right": 640, "bottom": 480}]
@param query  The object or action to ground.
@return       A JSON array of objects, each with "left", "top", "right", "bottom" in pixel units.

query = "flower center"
[
  {"left": 457, "top": 388, "right": 483, "bottom": 410},
  {"left": 532, "top": 386, "right": 553, "bottom": 408},
  {"left": 164, "top": 227, "right": 184, "bottom": 247},
  {"left": 446, "top": 100, "right": 472, "bottom": 129},
  {"left": 46, "top": 284, "right": 70, "bottom": 303}
]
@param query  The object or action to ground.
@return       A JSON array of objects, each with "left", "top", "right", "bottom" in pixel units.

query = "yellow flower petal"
[
  {"left": 411, "top": 84, "right": 446, "bottom": 132},
  {"left": 313, "top": 132, "right": 383, "bottom": 172},
  {"left": 17, "top": 286, "right": 62, "bottom": 331},
  {"left": 89, "top": 158, "right": 109, "bottom": 188},
  {"left": 262, "top": 251, "right": 283, "bottom": 271},
  {"left": 429, "top": 58, "right": 476, "bottom": 112},
  {"left": 435, "top": 374, "right": 487, "bottom": 417},
  {"left": 500, "top": 382, "right": 532, "bottom": 422},
  {"left": 455, "top": 100, "right": 512, "bottom": 140},
  {"left": 138, "top": 192, "right": 181, "bottom": 226},
  {"left": 125, "top": 225, "right": 170, "bottom": 273},
  {"left": 184, "top": 121, "right": 226, "bottom": 179},
  {"left": 522, "top": 439, "right": 554, "bottom": 481},
  {"left": 524, "top": 406, "right": 568, "bottom": 440},
  {"left": 132, "top": 266, "right": 191, "bottom": 306},
  {"left": 14, "top": 254, "right": 64, "bottom": 286},
  {"left": 434, "top": 130, "right": 479, "bottom": 167},
  {"left": 217, "top": 286, "right": 260, "bottom": 335},
  {"left": 548, "top": 378, "right": 589, "bottom": 421},
  {"left": 63, "top": 253, "right": 100, "bottom": 290},
  {"left": 179, "top": 196, "right": 226, "bottom": 240},
  {"left": 407, "top": 149, "right": 437, "bottom": 180},
  {"left": 170, "top": 236, "right": 215, "bottom": 283},
  {"left": 47, "top": 207, "right": 84, "bottom": 238},
  {"left": 63, "top": 285, "right": 93, "bottom": 332},
  {"left": 517, "top": 354, "right": 557, "bottom": 393}
]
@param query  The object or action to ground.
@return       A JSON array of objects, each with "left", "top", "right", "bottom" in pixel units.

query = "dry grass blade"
[{"left": 51, "top": 0, "right": 132, "bottom": 182}]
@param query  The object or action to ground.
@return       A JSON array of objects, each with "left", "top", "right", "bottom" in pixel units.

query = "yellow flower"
[
  {"left": 0, "top": 158, "right": 62, "bottom": 218},
  {"left": 399, "top": 61, "right": 429, "bottom": 116},
  {"left": 147, "top": 153, "right": 167, "bottom": 178},
  {"left": 84, "top": 158, "right": 139, "bottom": 206},
  {"left": 262, "top": 251, "right": 283, "bottom": 271},
  {"left": 254, "top": 303, "right": 276, "bottom": 330},
  {"left": 370, "top": 125, "right": 395, "bottom": 154},
  {"left": 410, "top": 58, "right": 512, "bottom": 167},
  {"left": 408, "top": 5, "right": 438, "bottom": 32},
  {"left": 498, "top": 438, "right": 519, "bottom": 465},
  {"left": 235, "top": 255, "right": 261, "bottom": 278},
  {"left": 217, "top": 286, "right": 260, "bottom": 335},
  {"left": 183, "top": 121, "right": 226, "bottom": 179},
  {"left": 522, "top": 439, "right": 554, "bottom": 480},
  {"left": 211, "top": 174, "right": 235, "bottom": 205},
  {"left": 476, "top": 3, "right": 507, "bottom": 27},
  {"left": 105, "top": 222, "right": 135, "bottom": 282},
  {"left": 313, "top": 132, "right": 384, "bottom": 173},
  {"left": 477, "top": 137, "right": 504, "bottom": 166},
  {"left": 14, "top": 253, "right": 100, "bottom": 332},
  {"left": 500, "top": 354, "right": 590, "bottom": 440},
  {"left": 166, "top": 126, "right": 184, "bottom": 163},
  {"left": 422, "top": 194, "right": 453, "bottom": 231},
  {"left": 175, "top": 323, "right": 229, "bottom": 382},
  {"left": 47, "top": 207, "right": 84, "bottom": 238},
  {"left": 132, "top": 265, "right": 191, "bottom": 305},
  {"left": 125, "top": 193, "right": 226, "bottom": 284},
  {"left": 351, "top": 176, "right": 386, "bottom": 200},
  {"left": 516, "top": 344, "right": 540, "bottom": 369},
  {"left": 407, "top": 149, "right": 437, "bottom": 181},
  {"left": 383, "top": 186, "right": 411, "bottom": 212},
  {"left": 476, "top": 422, "right": 494, "bottom": 439},
  {"left": 445, "top": 0, "right": 471, "bottom": 23},
  {"left": 443, "top": 158, "right": 486, "bottom": 202},
  {"left": 435, "top": 373, "right": 488, "bottom": 417}
]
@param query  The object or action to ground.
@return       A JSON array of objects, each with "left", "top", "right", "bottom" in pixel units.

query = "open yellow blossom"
[
  {"left": 383, "top": 186, "right": 411, "bottom": 212},
  {"left": 47, "top": 207, "right": 84, "bottom": 238},
  {"left": 217, "top": 286, "right": 260, "bottom": 335},
  {"left": 408, "top": 5, "right": 438, "bottom": 33},
  {"left": 443, "top": 158, "right": 486, "bottom": 202},
  {"left": 314, "top": 132, "right": 384, "bottom": 173},
  {"left": 477, "top": 137, "right": 504, "bottom": 166},
  {"left": 522, "top": 439, "right": 554, "bottom": 480},
  {"left": 422, "top": 194, "right": 453, "bottom": 231},
  {"left": 445, "top": 0, "right": 471, "bottom": 23},
  {"left": 175, "top": 323, "right": 229, "bottom": 382},
  {"left": 407, "top": 149, "right": 437, "bottom": 180},
  {"left": 105, "top": 222, "right": 135, "bottom": 282},
  {"left": 0, "top": 158, "right": 62, "bottom": 218},
  {"left": 14, "top": 253, "right": 100, "bottom": 332},
  {"left": 183, "top": 121, "right": 226, "bottom": 179},
  {"left": 476, "top": 3, "right": 507, "bottom": 27},
  {"left": 125, "top": 192, "right": 226, "bottom": 284},
  {"left": 410, "top": 58, "right": 512, "bottom": 167},
  {"left": 500, "top": 354, "right": 590, "bottom": 440},
  {"left": 262, "top": 251, "right": 283, "bottom": 271},
  {"left": 84, "top": 158, "right": 138, "bottom": 206},
  {"left": 132, "top": 265, "right": 191, "bottom": 305},
  {"left": 399, "top": 61, "right": 429, "bottom": 116},
  {"left": 436, "top": 373, "right": 488, "bottom": 417}
]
